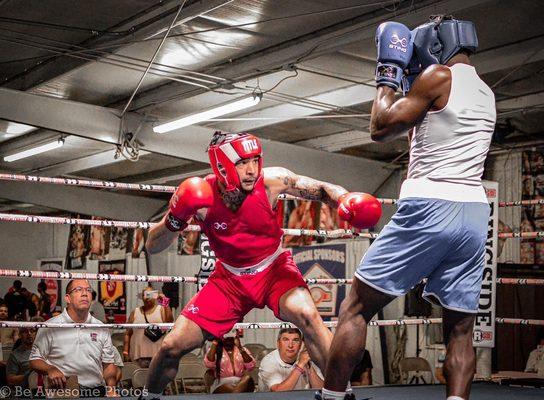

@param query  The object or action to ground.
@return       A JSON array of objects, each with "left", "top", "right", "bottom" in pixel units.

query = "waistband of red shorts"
[{"left": 220, "top": 244, "right": 286, "bottom": 276}]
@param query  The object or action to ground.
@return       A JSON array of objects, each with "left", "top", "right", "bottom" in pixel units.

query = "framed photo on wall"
[{"left": 37, "top": 258, "right": 64, "bottom": 315}]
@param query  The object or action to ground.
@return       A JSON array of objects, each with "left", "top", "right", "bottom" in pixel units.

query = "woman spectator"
[
  {"left": 204, "top": 334, "right": 256, "bottom": 393},
  {"left": 123, "top": 286, "right": 173, "bottom": 368}
]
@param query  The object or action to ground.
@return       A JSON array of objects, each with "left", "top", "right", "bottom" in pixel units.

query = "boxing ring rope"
[
  {"left": 2, "top": 172, "right": 543, "bottom": 208},
  {"left": 0, "top": 173, "right": 398, "bottom": 205},
  {"left": 0, "top": 318, "right": 442, "bottom": 330},
  {"left": 4, "top": 212, "right": 544, "bottom": 240},
  {"left": 0, "top": 173, "right": 176, "bottom": 194},
  {"left": 499, "top": 199, "right": 544, "bottom": 207},
  {"left": 497, "top": 231, "right": 544, "bottom": 239},
  {"left": 0, "top": 212, "right": 381, "bottom": 239},
  {"left": 1, "top": 318, "right": 542, "bottom": 330},
  {"left": 1, "top": 175, "right": 542, "bottom": 339},
  {"left": 0, "top": 269, "right": 542, "bottom": 287},
  {"left": 495, "top": 278, "right": 544, "bottom": 285}
]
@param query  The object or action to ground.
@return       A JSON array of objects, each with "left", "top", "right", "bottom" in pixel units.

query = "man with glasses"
[{"left": 29, "top": 279, "right": 118, "bottom": 397}]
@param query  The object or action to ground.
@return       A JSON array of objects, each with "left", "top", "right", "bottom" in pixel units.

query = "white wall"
[{"left": 0, "top": 221, "right": 69, "bottom": 298}]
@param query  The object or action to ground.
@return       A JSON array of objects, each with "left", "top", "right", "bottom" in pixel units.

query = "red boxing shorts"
[{"left": 181, "top": 250, "right": 307, "bottom": 338}]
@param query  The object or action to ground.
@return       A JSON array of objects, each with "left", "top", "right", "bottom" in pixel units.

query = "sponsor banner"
[
  {"left": 474, "top": 181, "right": 498, "bottom": 347},
  {"left": 198, "top": 234, "right": 216, "bottom": 291},
  {"left": 98, "top": 260, "right": 127, "bottom": 323},
  {"left": 292, "top": 243, "right": 346, "bottom": 319}
]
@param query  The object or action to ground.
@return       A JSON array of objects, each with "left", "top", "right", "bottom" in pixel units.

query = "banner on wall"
[
  {"left": 521, "top": 151, "right": 544, "bottom": 264},
  {"left": 88, "top": 219, "right": 110, "bottom": 261},
  {"left": 108, "top": 227, "right": 129, "bottom": 260},
  {"left": 66, "top": 218, "right": 91, "bottom": 269},
  {"left": 473, "top": 181, "right": 498, "bottom": 348},
  {"left": 291, "top": 243, "right": 347, "bottom": 319},
  {"left": 198, "top": 234, "right": 216, "bottom": 291},
  {"left": 98, "top": 260, "right": 127, "bottom": 323},
  {"left": 37, "top": 258, "right": 64, "bottom": 314}
]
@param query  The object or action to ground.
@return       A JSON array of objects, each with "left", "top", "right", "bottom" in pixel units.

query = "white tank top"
[
  {"left": 400, "top": 64, "right": 496, "bottom": 203},
  {"left": 129, "top": 305, "right": 165, "bottom": 361}
]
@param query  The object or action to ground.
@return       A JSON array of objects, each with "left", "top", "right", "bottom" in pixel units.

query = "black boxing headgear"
[{"left": 411, "top": 15, "right": 478, "bottom": 69}]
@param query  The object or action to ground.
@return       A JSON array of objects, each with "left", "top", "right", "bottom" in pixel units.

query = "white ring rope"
[
  {"left": 499, "top": 199, "right": 544, "bottom": 207},
  {"left": 2, "top": 318, "right": 542, "bottom": 330},
  {"left": 3, "top": 173, "right": 544, "bottom": 208},
  {"left": 498, "top": 231, "right": 544, "bottom": 239},
  {"left": 0, "top": 212, "right": 379, "bottom": 239},
  {"left": 5, "top": 212, "right": 542, "bottom": 240},
  {"left": 1, "top": 269, "right": 542, "bottom": 286},
  {"left": 0, "top": 318, "right": 443, "bottom": 330},
  {"left": 0, "top": 173, "right": 397, "bottom": 204}
]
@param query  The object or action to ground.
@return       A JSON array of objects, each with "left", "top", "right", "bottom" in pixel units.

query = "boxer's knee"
[
  {"left": 160, "top": 331, "right": 200, "bottom": 360},
  {"left": 296, "top": 305, "right": 322, "bottom": 332},
  {"left": 159, "top": 336, "right": 184, "bottom": 360}
]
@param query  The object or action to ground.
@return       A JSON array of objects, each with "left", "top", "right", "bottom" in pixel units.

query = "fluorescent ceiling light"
[
  {"left": 4, "top": 138, "right": 65, "bottom": 162},
  {"left": 153, "top": 94, "right": 262, "bottom": 133},
  {"left": 6, "top": 122, "right": 36, "bottom": 135}
]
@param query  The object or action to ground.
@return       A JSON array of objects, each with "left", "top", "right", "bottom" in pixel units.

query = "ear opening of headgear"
[
  {"left": 207, "top": 131, "right": 263, "bottom": 192},
  {"left": 411, "top": 14, "right": 478, "bottom": 69}
]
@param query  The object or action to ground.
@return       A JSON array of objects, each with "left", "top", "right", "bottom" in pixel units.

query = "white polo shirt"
[
  {"left": 29, "top": 309, "right": 115, "bottom": 387},
  {"left": 258, "top": 349, "right": 322, "bottom": 392}
]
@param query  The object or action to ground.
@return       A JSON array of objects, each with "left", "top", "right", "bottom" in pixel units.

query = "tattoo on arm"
[{"left": 284, "top": 174, "right": 346, "bottom": 208}]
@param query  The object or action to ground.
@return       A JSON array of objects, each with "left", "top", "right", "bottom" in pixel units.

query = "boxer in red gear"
[{"left": 142, "top": 132, "right": 380, "bottom": 398}]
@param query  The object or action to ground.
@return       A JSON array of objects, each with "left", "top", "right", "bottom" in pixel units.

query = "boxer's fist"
[
  {"left": 337, "top": 193, "right": 382, "bottom": 229},
  {"left": 375, "top": 21, "right": 413, "bottom": 91},
  {"left": 401, "top": 51, "right": 422, "bottom": 94},
  {"left": 165, "top": 177, "right": 213, "bottom": 231}
]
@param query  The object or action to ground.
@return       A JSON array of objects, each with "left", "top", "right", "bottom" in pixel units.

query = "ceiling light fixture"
[
  {"left": 4, "top": 138, "right": 65, "bottom": 162},
  {"left": 153, "top": 94, "right": 262, "bottom": 133}
]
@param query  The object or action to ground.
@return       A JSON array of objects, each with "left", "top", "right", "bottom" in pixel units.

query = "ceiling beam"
[
  {"left": 216, "top": 34, "right": 544, "bottom": 133},
  {"left": 496, "top": 92, "right": 544, "bottom": 111},
  {"left": 295, "top": 130, "right": 373, "bottom": 152},
  {"left": 0, "top": 87, "right": 390, "bottom": 191},
  {"left": 218, "top": 83, "right": 375, "bottom": 132},
  {"left": 135, "top": 168, "right": 212, "bottom": 185},
  {"left": 118, "top": 164, "right": 209, "bottom": 184},
  {"left": 0, "top": 180, "right": 165, "bottom": 220},
  {"left": 124, "top": 0, "right": 492, "bottom": 112},
  {"left": 474, "top": 36, "right": 544, "bottom": 75},
  {"left": 4, "top": 0, "right": 233, "bottom": 91},
  {"left": 30, "top": 149, "right": 150, "bottom": 177}
]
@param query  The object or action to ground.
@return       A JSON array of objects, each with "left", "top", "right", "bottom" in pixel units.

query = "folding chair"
[
  {"left": 120, "top": 361, "right": 140, "bottom": 389},
  {"left": 399, "top": 357, "right": 433, "bottom": 384},
  {"left": 131, "top": 368, "right": 149, "bottom": 389}
]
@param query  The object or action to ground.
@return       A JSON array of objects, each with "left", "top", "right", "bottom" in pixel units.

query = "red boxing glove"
[
  {"left": 165, "top": 177, "right": 214, "bottom": 232},
  {"left": 337, "top": 192, "right": 382, "bottom": 229}
]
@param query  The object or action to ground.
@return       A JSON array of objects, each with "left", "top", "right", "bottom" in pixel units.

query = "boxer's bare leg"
[
  {"left": 146, "top": 315, "right": 211, "bottom": 396},
  {"left": 212, "top": 375, "right": 255, "bottom": 393},
  {"left": 279, "top": 287, "right": 333, "bottom": 373},
  {"left": 324, "top": 279, "right": 393, "bottom": 393},
  {"left": 443, "top": 309, "right": 476, "bottom": 399}
]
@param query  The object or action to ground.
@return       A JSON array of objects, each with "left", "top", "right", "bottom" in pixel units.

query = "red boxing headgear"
[{"left": 208, "top": 132, "right": 263, "bottom": 191}]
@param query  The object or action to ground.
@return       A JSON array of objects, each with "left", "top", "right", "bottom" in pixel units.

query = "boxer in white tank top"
[{"left": 321, "top": 16, "right": 496, "bottom": 400}]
